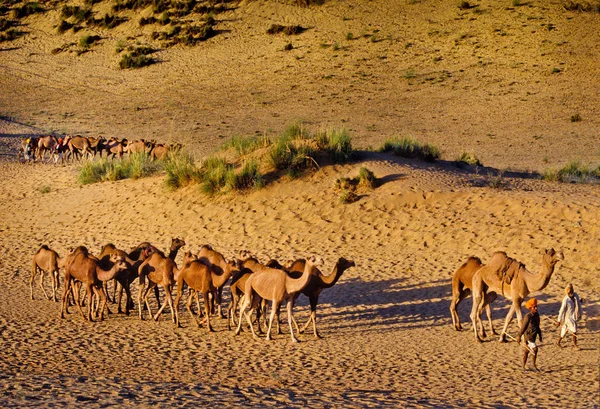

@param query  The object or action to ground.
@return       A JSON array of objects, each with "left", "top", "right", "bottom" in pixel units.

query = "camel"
[
  {"left": 104, "top": 137, "right": 126, "bottom": 159},
  {"left": 60, "top": 251, "right": 128, "bottom": 321},
  {"left": 449, "top": 252, "right": 513, "bottom": 334},
  {"left": 137, "top": 238, "right": 185, "bottom": 322},
  {"left": 235, "top": 256, "right": 323, "bottom": 342},
  {"left": 286, "top": 257, "right": 356, "bottom": 338},
  {"left": 98, "top": 243, "right": 154, "bottom": 315},
  {"left": 198, "top": 245, "right": 239, "bottom": 318},
  {"left": 87, "top": 136, "right": 106, "bottom": 158},
  {"left": 470, "top": 248, "right": 564, "bottom": 343},
  {"left": 31, "top": 245, "right": 62, "bottom": 302},
  {"left": 174, "top": 251, "right": 233, "bottom": 331},
  {"left": 66, "top": 135, "right": 93, "bottom": 161},
  {"left": 35, "top": 135, "right": 59, "bottom": 162}
]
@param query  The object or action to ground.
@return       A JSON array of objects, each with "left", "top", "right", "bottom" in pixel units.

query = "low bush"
[
  {"left": 543, "top": 160, "right": 600, "bottom": 183},
  {"left": 380, "top": 136, "right": 440, "bottom": 162},
  {"left": 221, "top": 134, "right": 270, "bottom": 156},
  {"left": 78, "top": 153, "right": 161, "bottom": 184},
  {"left": 316, "top": 128, "right": 353, "bottom": 162},
  {"left": 164, "top": 152, "right": 201, "bottom": 190},
  {"left": 456, "top": 151, "right": 482, "bottom": 167}
]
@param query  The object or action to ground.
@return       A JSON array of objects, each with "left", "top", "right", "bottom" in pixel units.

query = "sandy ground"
[
  {"left": 1, "top": 0, "right": 599, "bottom": 407},
  {"left": 0, "top": 120, "right": 598, "bottom": 407}
]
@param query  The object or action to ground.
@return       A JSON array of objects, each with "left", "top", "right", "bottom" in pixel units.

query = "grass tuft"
[
  {"left": 456, "top": 151, "right": 482, "bottom": 167},
  {"left": 315, "top": 128, "right": 353, "bottom": 162},
  {"left": 380, "top": 136, "right": 440, "bottom": 162},
  {"left": 543, "top": 160, "right": 600, "bottom": 184},
  {"left": 164, "top": 152, "right": 201, "bottom": 190}
]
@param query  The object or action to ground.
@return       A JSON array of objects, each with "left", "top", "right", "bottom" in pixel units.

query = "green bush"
[
  {"left": 78, "top": 153, "right": 161, "bottom": 185},
  {"left": 200, "top": 156, "right": 230, "bottom": 194},
  {"left": 543, "top": 160, "right": 600, "bottom": 183},
  {"left": 358, "top": 167, "right": 376, "bottom": 188},
  {"left": 119, "top": 46, "right": 156, "bottom": 69},
  {"left": 380, "top": 136, "right": 440, "bottom": 162},
  {"left": 226, "top": 160, "right": 264, "bottom": 191},
  {"left": 316, "top": 128, "right": 353, "bottom": 162},
  {"left": 221, "top": 134, "right": 270, "bottom": 156},
  {"left": 164, "top": 152, "right": 201, "bottom": 190},
  {"left": 456, "top": 151, "right": 482, "bottom": 166}
]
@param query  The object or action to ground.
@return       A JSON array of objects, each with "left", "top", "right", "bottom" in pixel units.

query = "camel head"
[
  {"left": 544, "top": 248, "right": 564, "bottom": 266},
  {"left": 170, "top": 238, "right": 186, "bottom": 252},
  {"left": 183, "top": 251, "right": 197, "bottom": 266},
  {"left": 337, "top": 257, "right": 356, "bottom": 272},
  {"left": 109, "top": 254, "right": 129, "bottom": 272}
]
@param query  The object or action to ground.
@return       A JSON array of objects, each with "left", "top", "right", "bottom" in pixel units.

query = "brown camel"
[
  {"left": 66, "top": 135, "right": 93, "bottom": 161},
  {"left": 470, "top": 248, "right": 564, "bottom": 343},
  {"left": 198, "top": 245, "right": 238, "bottom": 318},
  {"left": 60, "top": 252, "right": 128, "bottom": 321},
  {"left": 235, "top": 256, "right": 323, "bottom": 342},
  {"left": 174, "top": 251, "right": 233, "bottom": 331},
  {"left": 31, "top": 245, "right": 61, "bottom": 302},
  {"left": 137, "top": 238, "right": 185, "bottom": 322},
  {"left": 286, "top": 257, "right": 356, "bottom": 338},
  {"left": 449, "top": 251, "right": 513, "bottom": 334},
  {"left": 98, "top": 243, "right": 154, "bottom": 315},
  {"left": 35, "top": 135, "right": 59, "bottom": 162}
]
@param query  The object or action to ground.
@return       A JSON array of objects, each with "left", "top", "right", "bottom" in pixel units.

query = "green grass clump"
[
  {"left": 39, "top": 185, "right": 51, "bottom": 194},
  {"left": 79, "top": 34, "right": 100, "bottom": 48},
  {"left": 339, "top": 188, "right": 358, "bottom": 204},
  {"left": 269, "top": 136, "right": 316, "bottom": 177},
  {"left": 316, "top": 128, "right": 353, "bottom": 162},
  {"left": 200, "top": 156, "right": 231, "bottom": 195},
  {"left": 543, "top": 160, "right": 600, "bottom": 183},
  {"left": 456, "top": 151, "right": 482, "bottom": 166},
  {"left": 78, "top": 153, "right": 161, "bottom": 185},
  {"left": 358, "top": 167, "right": 376, "bottom": 188},
  {"left": 380, "top": 136, "right": 440, "bottom": 162},
  {"left": 221, "top": 135, "right": 270, "bottom": 156},
  {"left": 164, "top": 152, "right": 201, "bottom": 190},
  {"left": 225, "top": 160, "right": 264, "bottom": 191},
  {"left": 11, "top": 2, "right": 44, "bottom": 18},
  {"left": 119, "top": 46, "right": 156, "bottom": 69}
]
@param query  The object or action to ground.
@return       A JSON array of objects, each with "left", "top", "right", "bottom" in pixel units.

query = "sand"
[{"left": 1, "top": 0, "right": 599, "bottom": 407}]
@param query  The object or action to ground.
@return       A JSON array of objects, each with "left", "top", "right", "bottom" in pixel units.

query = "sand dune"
[{"left": 0, "top": 126, "right": 597, "bottom": 407}]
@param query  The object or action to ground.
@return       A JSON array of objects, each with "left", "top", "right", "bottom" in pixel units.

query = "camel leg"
[
  {"left": 85, "top": 284, "right": 94, "bottom": 322},
  {"left": 39, "top": 271, "right": 51, "bottom": 300},
  {"left": 202, "top": 291, "right": 214, "bottom": 332},
  {"left": 153, "top": 285, "right": 174, "bottom": 322},
  {"left": 450, "top": 290, "right": 469, "bottom": 331},
  {"left": 470, "top": 293, "right": 485, "bottom": 343},
  {"left": 303, "top": 295, "right": 321, "bottom": 338},
  {"left": 286, "top": 300, "right": 299, "bottom": 343},
  {"left": 30, "top": 265, "right": 38, "bottom": 300},
  {"left": 51, "top": 270, "right": 59, "bottom": 302},
  {"left": 116, "top": 281, "right": 124, "bottom": 313},
  {"left": 499, "top": 304, "right": 516, "bottom": 342},
  {"left": 266, "top": 301, "right": 281, "bottom": 341},
  {"left": 174, "top": 286, "right": 183, "bottom": 327},
  {"left": 184, "top": 290, "right": 201, "bottom": 327},
  {"left": 60, "top": 277, "right": 72, "bottom": 318},
  {"left": 514, "top": 299, "right": 524, "bottom": 329},
  {"left": 137, "top": 274, "right": 147, "bottom": 319}
]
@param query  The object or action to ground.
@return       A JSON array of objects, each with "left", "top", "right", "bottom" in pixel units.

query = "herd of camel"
[
  {"left": 21, "top": 134, "right": 182, "bottom": 163},
  {"left": 30, "top": 239, "right": 356, "bottom": 342},
  {"left": 31, "top": 236, "right": 564, "bottom": 343}
]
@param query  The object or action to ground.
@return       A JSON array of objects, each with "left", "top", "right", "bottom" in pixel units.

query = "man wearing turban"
[{"left": 517, "top": 298, "right": 542, "bottom": 371}]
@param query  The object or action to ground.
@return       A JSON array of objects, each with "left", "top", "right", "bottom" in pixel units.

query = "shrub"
[
  {"left": 486, "top": 171, "right": 505, "bottom": 189},
  {"left": 266, "top": 24, "right": 305, "bottom": 35},
  {"left": 226, "top": 160, "right": 264, "bottom": 191},
  {"left": 164, "top": 152, "right": 201, "bottom": 190},
  {"left": 119, "top": 46, "right": 156, "bottom": 69},
  {"left": 282, "top": 122, "right": 309, "bottom": 140},
  {"left": 78, "top": 153, "right": 162, "bottom": 185},
  {"left": 456, "top": 151, "right": 482, "bottom": 166},
  {"left": 79, "top": 34, "right": 100, "bottom": 49},
  {"left": 315, "top": 128, "right": 353, "bottom": 162},
  {"left": 570, "top": 113, "right": 582, "bottom": 122},
  {"left": 339, "top": 189, "right": 358, "bottom": 204},
  {"left": 11, "top": 2, "right": 44, "bottom": 18},
  {"left": 200, "top": 156, "right": 231, "bottom": 195},
  {"left": 39, "top": 185, "right": 51, "bottom": 194},
  {"left": 380, "top": 136, "right": 440, "bottom": 162},
  {"left": 543, "top": 160, "right": 600, "bottom": 183},
  {"left": 358, "top": 167, "right": 376, "bottom": 188},
  {"left": 221, "top": 134, "right": 270, "bottom": 156}
]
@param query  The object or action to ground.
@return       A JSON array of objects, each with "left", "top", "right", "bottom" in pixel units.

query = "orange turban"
[{"left": 525, "top": 298, "right": 538, "bottom": 310}]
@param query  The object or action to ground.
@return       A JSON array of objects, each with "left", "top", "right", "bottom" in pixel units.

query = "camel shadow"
[{"left": 290, "top": 277, "right": 454, "bottom": 333}]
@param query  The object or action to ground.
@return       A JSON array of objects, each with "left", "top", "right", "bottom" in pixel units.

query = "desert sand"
[{"left": 1, "top": 0, "right": 599, "bottom": 407}]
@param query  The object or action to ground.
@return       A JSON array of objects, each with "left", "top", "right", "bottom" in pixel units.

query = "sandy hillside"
[{"left": 1, "top": 0, "right": 599, "bottom": 407}]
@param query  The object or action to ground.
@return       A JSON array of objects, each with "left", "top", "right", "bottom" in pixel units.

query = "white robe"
[{"left": 558, "top": 293, "right": 581, "bottom": 336}]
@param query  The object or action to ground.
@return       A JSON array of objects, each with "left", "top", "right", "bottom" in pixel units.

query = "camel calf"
[{"left": 31, "top": 245, "right": 61, "bottom": 302}]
